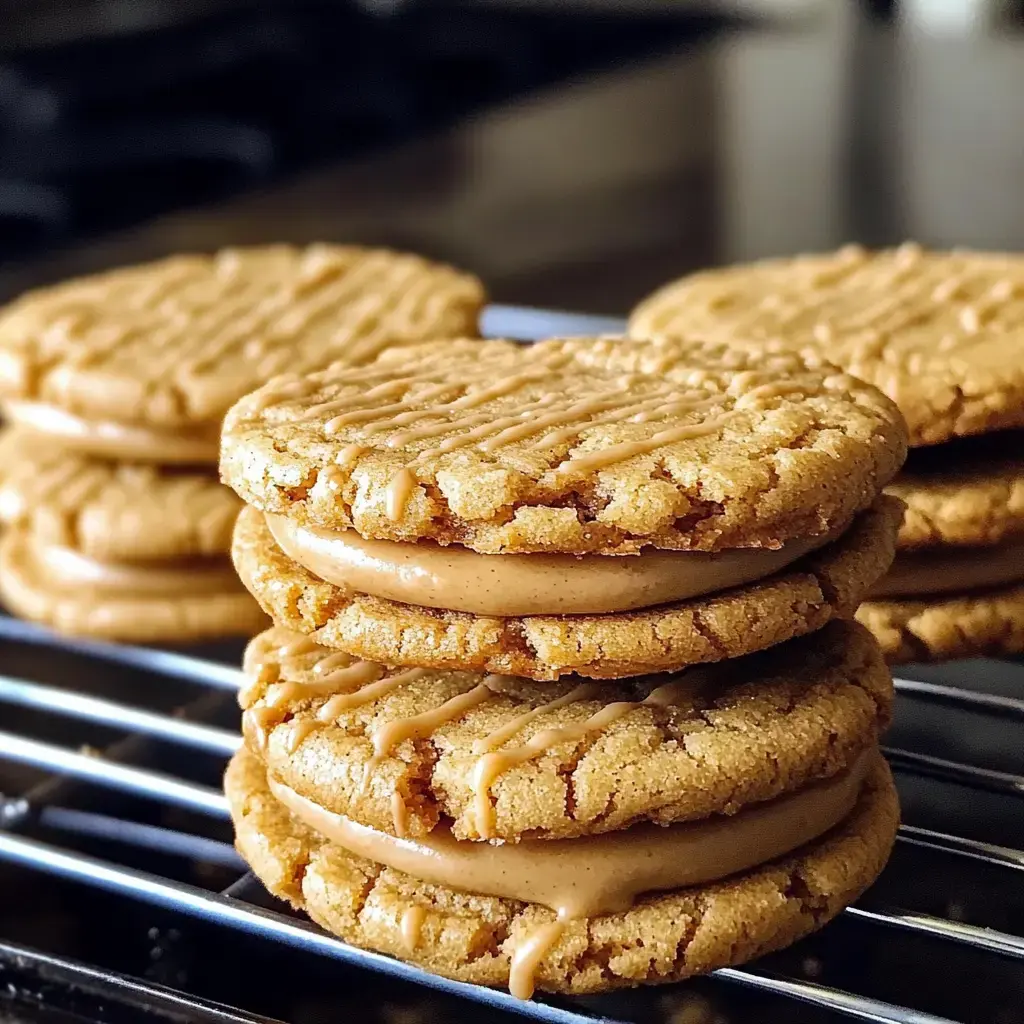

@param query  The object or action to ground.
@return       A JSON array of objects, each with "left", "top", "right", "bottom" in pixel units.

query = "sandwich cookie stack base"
[
  {"left": 0, "top": 244, "right": 484, "bottom": 643},
  {"left": 630, "top": 244, "right": 1024, "bottom": 663},
  {"left": 220, "top": 334, "right": 907, "bottom": 996}
]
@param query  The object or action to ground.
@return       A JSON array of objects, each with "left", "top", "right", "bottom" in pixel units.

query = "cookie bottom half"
[
  {"left": 0, "top": 528, "right": 268, "bottom": 642},
  {"left": 858, "top": 583, "right": 1024, "bottom": 663},
  {"left": 232, "top": 498, "right": 902, "bottom": 680},
  {"left": 226, "top": 748, "right": 899, "bottom": 998}
]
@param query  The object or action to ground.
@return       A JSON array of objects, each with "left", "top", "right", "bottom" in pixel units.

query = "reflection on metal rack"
[{"left": 1, "top": 308, "right": 1023, "bottom": 1024}]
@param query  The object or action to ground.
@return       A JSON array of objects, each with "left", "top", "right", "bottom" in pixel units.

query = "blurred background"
[{"left": 1, "top": 0, "right": 1022, "bottom": 314}]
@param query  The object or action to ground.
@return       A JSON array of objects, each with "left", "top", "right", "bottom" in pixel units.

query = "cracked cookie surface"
[
  {"left": 0, "top": 427, "right": 242, "bottom": 561},
  {"left": 0, "top": 245, "right": 484, "bottom": 429},
  {"left": 226, "top": 746, "right": 898, "bottom": 995},
  {"left": 220, "top": 336, "right": 906, "bottom": 555},
  {"left": 231, "top": 498, "right": 902, "bottom": 680},
  {"left": 629, "top": 244, "right": 1024, "bottom": 447},
  {"left": 239, "top": 619, "right": 891, "bottom": 842},
  {"left": 886, "top": 433, "right": 1024, "bottom": 549},
  {"left": 858, "top": 584, "right": 1024, "bottom": 663}
]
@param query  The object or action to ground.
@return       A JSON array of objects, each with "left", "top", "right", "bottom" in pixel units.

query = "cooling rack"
[{"left": 1, "top": 306, "right": 1023, "bottom": 1024}]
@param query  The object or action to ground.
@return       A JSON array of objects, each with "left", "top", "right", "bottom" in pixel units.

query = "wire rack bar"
[
  {"left": 0, "top": 830, "right": 956, "bottom": 1024},
  {"left": 0, "top": 674, "right": 241, "bottom": 755},
  {"left": 480, "top": 305, "right": 627, "bottom": 341},
  {"left": 893, "top": 677, "right": 1024, "bottom": 716},
  {"left": 846, "top": 906, "right": 1024, "bottom": 960},
  {"left": 713, "top": 968, "right": 961, "bottom": 1024},
  {"left": 0, "top": 616, "right": 244, "bottom": 691},
  {"left": 897, "top": 825, "right": 1024, "bottom": 872},
  {"left": 885, "top": 748, "right": 1024, "bottom": 797},
  {"left": 0, "top": 731, "right": 228, "bottom": 816}
]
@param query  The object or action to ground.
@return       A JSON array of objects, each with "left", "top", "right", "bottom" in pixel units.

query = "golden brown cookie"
[
  {"left": 0, "top": 245, "right": 484, "bottom": 432},
  {"left": 0, "top": 528, "right": 267, "bottom": 642},
  {"left": 239, "top": 620, "right": 891, "bottom": 842},
  {"left": 220, "top": 336, "right": 907, "bottom": 555},
  {"left": 0, "top": 428, "right": 242, "bottom": 562},
  {"left": 226, "top": 745, "right": 899, "bottom": 997},
  {"left": 231, "top": 497, "right": 902, "bottom": 680},
  {"left": 858, "top": 584, "right": 1024, "bottom": 663},
  {"left": 629, "top": 244, "right": 1024, "bottom": 447},
  {"left": 887, "top": 433, "right": 1024, "bottom": 549}
]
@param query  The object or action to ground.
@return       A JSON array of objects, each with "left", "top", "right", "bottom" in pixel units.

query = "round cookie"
[
  {"left": 629, "top": 244, "right": 1024, "bottom": 447},
  {"left": 887, "top": 433, "right": 1024, "bottom": 549},
  {"left": 226, "top": 745, "right": 899, "bottom": 997},
  {"left": 220, "top": 336, "right": 907, "bottom": 555},
  {"left": 231, "top": 497, "right": 902, "bottom": 680},
  {"left": 0, "top": 244, "right": 484, "bottom": 431},
  {"left": 0, "top": 528, "right": 267, "bottom": 642},
  {"left": 858, "top": 585, "right": 1024, "bottom": 664},
  {"left": 240, "top": 619, "right": 892, "bottom": 842},
  {"left": 0, "top": 428, "right": 242, "bottom": 562}
]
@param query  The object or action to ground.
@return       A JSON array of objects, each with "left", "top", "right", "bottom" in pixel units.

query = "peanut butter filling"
[
  {"left": 25, "top": 536, "right": 239, "bottom": 595},
  {"left": 271, "top": 748, "right": 875, "bottom": 997},
  {"left": 3, "top": 400, "right": 220, "bottom": 465},
  {"left": 266, "top": 512, "right": 835, "bottom": 616},
  {"left": 871, "top": 537, "right": 1024, "bottom": 598}
]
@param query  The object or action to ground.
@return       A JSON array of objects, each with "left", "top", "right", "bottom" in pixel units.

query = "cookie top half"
[
  {"left": 630, "top": 244, "right": 1024, "bottom": 447},
  {"left": 0, "top": 245, "right": 484, "bottom": 431},
  {"left": 240, "top": 620, "right": 891, "bottom": 843},
  {"left": 221, "top": 336, "right": 907, "bottom": 555},
  {"left": 0, "top": 427, "right": 241, "bottom": 562}
]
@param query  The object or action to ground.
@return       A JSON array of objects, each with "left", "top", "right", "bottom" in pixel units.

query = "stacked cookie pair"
[
  {"left": 0, "top": 245, "right": 483, "bottom": 643},
  {"left": 631, "top": 244, "right": 1024, "bottom": 663},
  {"left": 222, "top": 336, "right": 906, "bottom": 997}
]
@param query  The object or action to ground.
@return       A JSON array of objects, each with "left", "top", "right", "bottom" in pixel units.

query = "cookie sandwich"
[
  {"left": 221, "top": 335, "right": 907, "bottom": 679},
  {"left": 0, "top": 244, "right": 484, "bottom": 642},
  {"left": 630, "top": 243, "right": 1024, "bottom": 662},
  {"left": 226, "top": 619, "right": 899, "bottom": 997}
]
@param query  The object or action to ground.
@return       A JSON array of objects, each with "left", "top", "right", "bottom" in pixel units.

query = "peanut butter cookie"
[
  {"left": 858, "top": 585, "right": 1024, "bottom": 663},
  {"left": 630, "top": 244, "right": 1024, "bottom": 447},
  {"left": 0, "top": 428, "right": 241, "bottom": 562},
  {"left": 231, "top": 498, "right": 901, "bottom": 680},
  {"left": 226, "top": 745, "right": 898, "bottom": 997},
  {"left": 0, "top": 245, "right": 484, "bottom": 440},
  {"left": 239, "top": 620, "right": 891, "bottom": 843},
  {"left": 220, "top": 336, "right": 907, "bottom": 554}
]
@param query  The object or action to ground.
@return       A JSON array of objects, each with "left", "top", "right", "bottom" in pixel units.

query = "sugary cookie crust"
[
  {"left": 0, "top": 245, "right": 484, "bottom": 429},
  {"left": 887, "top": 435, "right": 1024, "bottom": 549},
  {"left": 0, "top": 428, "right": 242, "bottom": 561},
  {"left": 231, "top": 497, "right": 902, "bottom": 680},
  {"left": 0, "top": 529, "right": 267, "bottom": 642},
  {"left": 226, "top": 747, "right": 899, "bottom": 996},
  {"left": 241, "top": 620, "right": 891, "bottom": 842},
  {"left": 630, "top": 244, "right": 1024, "bottom": 447},
  {"left": 858, "top": 584, "right": 1024, "bottom": 663},
  {"left": 220, "top": 336, "right": 907, "bottom": 555}
]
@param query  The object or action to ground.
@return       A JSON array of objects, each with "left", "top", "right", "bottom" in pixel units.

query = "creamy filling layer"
[
  {"left": 266, "top": 512, "right": 836, "bottom": 616},
  {"left": 27, "top": 536, "right": 239, "bottom": 595},
  {"left": 871, "top": 537, "right": 1024, "bottom": 598},
  {"left": 3, "top": 399, "right": 220, "bottom": 465},
  {"left": 270, "top": 748, "right": 874, "bottom": 921}
]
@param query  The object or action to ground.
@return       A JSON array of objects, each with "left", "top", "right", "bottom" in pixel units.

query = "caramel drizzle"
[
  {"left": 400, "top": 905, "right": 427, "bottom": 954},
  {"left": 509, "top": 921, "right": 565, "bottom": 1000},
  {"left": 391, "top": 790, "right": 410, "bottom": 839},
  {"left": 470, "top": 679, "right": 696, "bottom": 839}
]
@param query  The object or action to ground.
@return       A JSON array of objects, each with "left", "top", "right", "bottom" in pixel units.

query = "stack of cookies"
[
  {"left": 0, "top": 244, "right": 484, "bottom": 643},
  {"left": 222, "top": 336, "right": 907, "bottom": 997},
  {"left": 630, "top": 243, "right": 1024, "bottom": 663}
]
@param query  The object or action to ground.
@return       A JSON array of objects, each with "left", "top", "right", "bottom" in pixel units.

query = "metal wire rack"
[{"left": 1, "top": 307, "right": 1023, "bottom": 1024}]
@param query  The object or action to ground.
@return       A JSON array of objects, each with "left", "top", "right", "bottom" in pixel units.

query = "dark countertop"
[{"left": 2, "top": 10, "right": 1023, "bottom": 313}]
